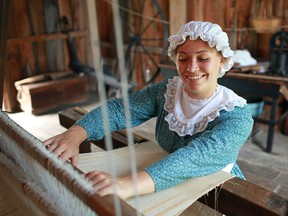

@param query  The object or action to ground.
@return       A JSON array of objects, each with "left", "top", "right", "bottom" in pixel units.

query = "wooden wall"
[
  {"left": 2, "top": 0, "right": 288, "bottom": 112},
  {"left": 4, "top": 0, "right": 90, "bottom": 112}
]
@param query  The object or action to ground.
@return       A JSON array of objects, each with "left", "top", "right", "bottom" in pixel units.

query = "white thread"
[
  {"left": 0, "top": 122, "right": 96, "bottom": 216},
  {"left": 111, "top": 0, "right": 141, "bottom": 214}
]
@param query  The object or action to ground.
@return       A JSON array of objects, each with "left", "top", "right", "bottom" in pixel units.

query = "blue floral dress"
[{"left": 76, "top": 77, "right": 254, "bottom": 191}]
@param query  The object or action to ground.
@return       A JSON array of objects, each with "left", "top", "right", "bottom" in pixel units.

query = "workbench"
[{"left": 219, "top": 71, "right": 288, "bottom": 152}]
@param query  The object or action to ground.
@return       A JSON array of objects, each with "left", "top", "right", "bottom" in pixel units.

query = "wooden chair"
[{"left": 218, "top": 76, "right": 288, "bottom": 153}]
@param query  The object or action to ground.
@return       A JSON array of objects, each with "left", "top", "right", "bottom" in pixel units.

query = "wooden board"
[{"left": 200, "top": 177, "right": 288, "bottom": 216}]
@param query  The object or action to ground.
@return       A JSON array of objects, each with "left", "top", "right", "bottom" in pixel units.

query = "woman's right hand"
[{"left": 43, "top": 125, "right": 88, "bottom": 166}]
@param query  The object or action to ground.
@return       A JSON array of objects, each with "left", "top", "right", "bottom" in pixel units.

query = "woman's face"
[{"left": 176, "top": 39, "right": 224, "bottom": 100}]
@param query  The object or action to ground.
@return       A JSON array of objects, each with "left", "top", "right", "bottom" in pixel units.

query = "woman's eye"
[
  {"left": 178, "top": 57, "right": 187, "bottom": 61},
  {"left": 199, "top": 58, "right": 209, "bottom": 62}
]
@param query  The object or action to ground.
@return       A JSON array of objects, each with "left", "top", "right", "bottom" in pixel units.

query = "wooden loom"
[
  {"left": 0, "top": 108, "right": 287, "bottom": 216},
  {"left": 0, "top": 111, "right": 141, "bottom": 215}
]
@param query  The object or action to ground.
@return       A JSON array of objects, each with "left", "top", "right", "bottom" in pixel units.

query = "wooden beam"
[
  {"left": 0, "top": 0, "right": 9, "bottom": 107},
  {"left": 169, "top": 0, "right": 187, "bottom": 34},
  {"left": 7, "top": 31, "right": 90, "bottom": 45},
  {"left": 199, "top": 177, "right": 288, "bottom": 216},
  {"left": 86, "top": 0, "right": 101, "bottom": 75}
]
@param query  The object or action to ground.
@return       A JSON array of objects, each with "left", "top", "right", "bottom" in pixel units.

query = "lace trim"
[
  {"left": 184, "top": 88, "right": 218, "bottom": 104},
  {"left": 164, "top": 77, "right": 246, "bottom": 136}
]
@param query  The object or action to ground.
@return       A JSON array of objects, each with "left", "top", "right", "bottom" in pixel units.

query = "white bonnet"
[{"left": 167, "top": 21, "right": 235, "bottom": 77}]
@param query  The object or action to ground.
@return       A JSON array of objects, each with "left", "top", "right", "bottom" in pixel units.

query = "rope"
[{"left": 102, "top": 0, "right": 170, "bottom": 24}]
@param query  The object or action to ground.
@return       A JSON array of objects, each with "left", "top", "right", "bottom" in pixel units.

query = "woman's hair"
[{"left": 167, "top": 21, "right": 234, "bottom": 77}]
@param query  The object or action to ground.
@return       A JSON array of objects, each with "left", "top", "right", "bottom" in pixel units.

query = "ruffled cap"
[{"left": 167, "top": 21, "right": 235, "bottom": 77}]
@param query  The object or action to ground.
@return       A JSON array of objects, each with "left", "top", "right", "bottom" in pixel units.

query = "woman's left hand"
[
  {"left": 85, "top": 170, "right": 155, "bottom": 199},
  {"left": 85, "top": 171, "right": 134, "bottom": 199}
]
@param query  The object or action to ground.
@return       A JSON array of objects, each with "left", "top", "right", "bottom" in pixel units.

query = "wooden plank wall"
[
  {"left": 4, "top": 0, "right": 90, "bottom": 112},
  {"left": 3, "top": 0, "right": 288, "bottom": 112}
]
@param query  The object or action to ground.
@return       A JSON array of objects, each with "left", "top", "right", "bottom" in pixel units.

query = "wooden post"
[
  {"left": 86, "top": 0, "right": 101, "bottom": 77},
  {"left": 0, "top": 0, "right": 9, "bottom": 108},
  {"left": 169, "top": 0, "right": 187, "bottom": 34},
  {"left": 85, "top": 0, "right": 101, "bottom": 92}
]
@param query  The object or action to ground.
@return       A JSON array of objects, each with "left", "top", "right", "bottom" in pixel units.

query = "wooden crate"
[{"left": 16, "top": 74, "right": 89, "bottom": 115}]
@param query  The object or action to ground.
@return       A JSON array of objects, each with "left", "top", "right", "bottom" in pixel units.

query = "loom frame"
[{"left": 0, "top": 111, "right": 140, "bottom": 216}]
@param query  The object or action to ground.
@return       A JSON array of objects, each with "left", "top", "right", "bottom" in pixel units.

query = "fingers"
[
  {"left": 43, "top": 138, "right": 54, "bottom": 150},
  {"left": 46, "top": 142, "right": 59, "bottom": 152},
  {"left": 85, "top": 171, "right": 113, "bottom": 196},
  {"left": 85, "top": 171, "right": 109, "bottom": 186},
  {"left": 42, "top": 126, "right": 85, "bottom": 165},
  {"left": 44, "top": 140, "right": 65, "bottom": 156},
  {"left": 59, "top": 152, "right": 78, "bottom": 166},
  {"left": 43, "top": 137, "right": 77, "bottom": 164},
  {"left": 84, "top": 171, "right": 134, "bottom": 199},
  {"left": 70, "top": 155, "right": 79, "bottom": 166},
  {"left": 43, "top": 137, "right": 61, "bottom": 152}
]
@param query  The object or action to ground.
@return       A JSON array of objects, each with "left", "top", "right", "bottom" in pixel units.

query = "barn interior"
[{"left": 0, "top": 0, "right": 288, "bottom": 215}]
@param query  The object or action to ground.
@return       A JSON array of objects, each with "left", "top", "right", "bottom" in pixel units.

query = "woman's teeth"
[{"left": 187, "top": 75, "right": 203, "bottom": 80}]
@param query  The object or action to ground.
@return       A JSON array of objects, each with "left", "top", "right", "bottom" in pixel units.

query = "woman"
[{"left": 44, "top": 21, "right": 253, "bottom": 199}]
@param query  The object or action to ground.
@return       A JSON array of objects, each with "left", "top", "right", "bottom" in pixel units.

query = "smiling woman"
[{"left": 43, "top": 21, "right": 254, "bottom": 200}]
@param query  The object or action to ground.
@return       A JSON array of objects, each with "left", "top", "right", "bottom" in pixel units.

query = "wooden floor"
[
  {"left": 1, "top": 93, "right": 288, "bottom": 215},
  {"left": 0, "top": 183, "right": 36, "bottom": 216},
  {"left": 238, "top": 127, "right": 288, "bottom": 199}
]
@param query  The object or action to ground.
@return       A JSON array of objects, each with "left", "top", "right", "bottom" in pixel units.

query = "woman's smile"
[{"left": 184, "top": 73, "right": 206, "bottom": 80}]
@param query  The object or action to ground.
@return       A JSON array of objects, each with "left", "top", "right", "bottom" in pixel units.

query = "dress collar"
[{"left": 164, "top": 76, "right": 247, "bottom": 136}]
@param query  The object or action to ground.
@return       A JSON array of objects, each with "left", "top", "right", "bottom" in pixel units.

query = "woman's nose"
[{"left": 187, "top": 62, "right": 199, "bottom": 72}]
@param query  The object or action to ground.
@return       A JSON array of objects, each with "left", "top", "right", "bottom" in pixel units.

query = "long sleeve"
[
  {"left": 75, "top": 81, "right": 167, "bottom": 141},
  {"left": 145, "top": 106, "right": 253, "bottom": 191}
]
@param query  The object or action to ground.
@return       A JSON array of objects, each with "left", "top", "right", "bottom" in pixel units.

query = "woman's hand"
[
  {"left": 43, "top": 125, "right": 88, "bottom": 166},
  {"left": 85, "top": 170, "right": 155, "bottom": 199}
]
